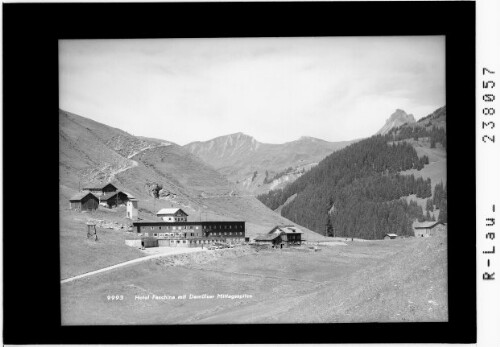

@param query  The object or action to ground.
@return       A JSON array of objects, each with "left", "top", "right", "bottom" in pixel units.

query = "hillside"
[
  {"left": 183, "top": 133, "right": 354, "bottom": 195},
  {"left": 60, "top": 109, "right": 329, "bottom": 277},
  {"left": 257, "top": 106, "right": 447, "bottom": 239}
]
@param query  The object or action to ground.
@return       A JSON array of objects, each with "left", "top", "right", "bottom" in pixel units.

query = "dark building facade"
[
  {"left": 255, "top": 225, "right": 303, "bottom": 247},
  {"left": 99, "top": 191, "right": 129, "bottom": 208},
  {"left": 69, "top": 191, "right": 99, "bottom": 211},
  {"left": 132, "top": 221, "right": 246, "bottom": 247}
]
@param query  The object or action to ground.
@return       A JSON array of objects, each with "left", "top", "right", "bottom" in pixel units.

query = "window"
[
  {"left": 154, "top": 233, "right": 158, "bottom": 237},
  {"left": 219, "top": 232, "right": 221, "bottom": 235},
  {"left": 229, "top": 225, "right": 232, "bottom": 229},
  {"left": 229, "top": 232, "right": 232, "bottom": 235},
  {"left": 159, "top": 227, "right": 161, "bottom": 230},
  {"left": 150, "top": 227, "right": 153, "bottom": 230},
  {"left": 195, "top": 226, "right": 199, "bottom": 230},
  {"left": 224, "top": 232, "right": 227, "bottom": 235}
]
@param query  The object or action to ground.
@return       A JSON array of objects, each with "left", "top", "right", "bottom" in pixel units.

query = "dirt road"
[{"left": 60, "top": 247, "right": 206, "bottom": 284}]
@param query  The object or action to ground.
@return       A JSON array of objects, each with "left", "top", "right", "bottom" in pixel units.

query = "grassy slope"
[
  {"left": 60, "top": 208, "right": 145, "bottom": 280},
  {"left": 60, "top": 110, "right": 328, "bottom": 278},
  {"left": 399, "top": 138, "right": 447, "bottom": 190},
  {"left": 61, "top": 234, "right": 447, "bottom": 324},
  {"left": 398, "top": 138, "right": 446, "bottom": 219}
]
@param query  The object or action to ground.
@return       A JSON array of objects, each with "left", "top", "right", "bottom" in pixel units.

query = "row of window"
[
  {"left": 203, "top": 225, "right": 244, "bottom": 230},
  {"left": 148, "top": 231, "right": 243, "bottom": 237},
  {"left": 149, "top": 225, "right": 199, "bottom": 230},
  {"left": 152, "top": 232, "right": 200, "bottom": 237},
  {"left": 208, "top": 231, "right": 243, "bottom": 236},
  {"left": 160, "top": 238, "right": 245, "bottom": 244},
  {"left": 145, "top": 225, "right": 244, "bottom": 231}
]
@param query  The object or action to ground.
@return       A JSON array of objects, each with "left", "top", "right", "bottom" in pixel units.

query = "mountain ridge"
[{"left": 183, "top": 132, "right": 355, "bottom": 195}]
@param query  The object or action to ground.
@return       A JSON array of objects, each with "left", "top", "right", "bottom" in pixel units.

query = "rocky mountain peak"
[{"left": 376, "top": 109, "right": 416, "bottom": 135}]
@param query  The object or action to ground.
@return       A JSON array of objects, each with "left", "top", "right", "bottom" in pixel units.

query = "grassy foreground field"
[
  {"left": 60, "top": 207, "right": 145, "bottom": 279},
  {"left": 61, "top": 234, "right": 447, "bottom": 324}
]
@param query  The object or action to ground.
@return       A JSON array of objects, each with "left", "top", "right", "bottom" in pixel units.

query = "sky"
[{"left": 59, "top": 37, "right": 445, "bottom": 145}]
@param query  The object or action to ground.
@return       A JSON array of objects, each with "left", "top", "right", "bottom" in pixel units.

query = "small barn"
[
  {"left": 276, "top": 225, "right": 303, "bottom": 245},
  {"left": 81, "top": 183, "right": 118, "bottom": 197},
  {"left": 99, "top": 191, "right": 129, "bottom": 208},
  {"left": 255, "top": 225, "right": 304, "bottom": 248},
  {"left": 156, "top": 208, "right": 188, "bottom": 222},
  {"left": 69, "top": 191, "right": 99, "bottom": 211},
  {"left": 141, "top": 236, "right": 158, "bottom": 248},
  {"left": 254, "top": 233, "right": 282, "bottom": 246},
  {"left": 384, "top": 233, "right": 398, "bottom": 240},
  {"left": 413, "top": 221, "right": 447, "bottom": 237}
]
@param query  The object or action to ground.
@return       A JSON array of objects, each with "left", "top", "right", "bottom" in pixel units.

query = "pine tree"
[
  {"left": 426, "top": 198, "right": 434, "bottom": 212},
  {"left": 326, "top": 216, "right": 333, "bottom": 237}
]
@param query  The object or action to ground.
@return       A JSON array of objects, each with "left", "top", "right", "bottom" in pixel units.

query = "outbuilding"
[
  {"left": 384, "top": 233, "right": 398, "bottom": 240},
  {"left": 69, "top": 191, "right": 99, "bottom": 211},
  {"left": 254, "top": 225, "right": 304, "bottom": 248},
  {"left": 99, "top": 191, "right": 129, "bottom": 208},
  {"left": 254, "top": 233, "right": 282, "bottom": 246},
  {"left": 413, "top": 221, "right": 447, "bottom": 237}
]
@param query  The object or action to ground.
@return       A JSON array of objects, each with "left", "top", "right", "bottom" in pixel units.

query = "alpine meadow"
[{"left": 59, "top": 37, "right": 448, "bottom": 325}]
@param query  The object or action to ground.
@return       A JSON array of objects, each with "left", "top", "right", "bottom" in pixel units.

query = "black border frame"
[{"left": 3, "top": 1, "right": 476, "bottom": 344}]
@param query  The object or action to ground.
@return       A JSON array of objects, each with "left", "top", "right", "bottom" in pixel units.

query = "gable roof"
[
  {"left": 385, "top": 233, "right": 398, "bottom": 237},
  {"left": 414, "top": 221, "right": 445, "bottom": 229},
  {"left": 81, "top": 183, "right": 118, "bottom": 190},
  {"left": 69, "top": 191, "right": 97, "bottom": 201},
  {"left": 255, "top": 233, "right": 281, "bottom": 241},
  {"left": 99, "top": 191, "right": 128, "bottom": 201},
  {"left": 269, "top": 225, "right": 303, "bottom": 235},
  {"left": 156, "top": 208, "right": 188, "bottom": 216}
]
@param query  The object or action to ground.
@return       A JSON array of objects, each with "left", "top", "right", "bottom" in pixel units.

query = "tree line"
[
  {"left": 257, "top": 135, "right": 434, "bottom": 239},
  {"left": 388, "top": 125, "right": 446, "bottom": 149}
]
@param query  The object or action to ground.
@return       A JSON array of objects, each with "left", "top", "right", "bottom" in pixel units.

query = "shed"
[
  {"left": 141, "top": 236, "right": 158, "bottom": 248},
  {"left": 384, "top": 233, "right": 398, "bottom": 240},
  {"left": 156, "top": 208, "right": 188, "bottom": 222},
  {"left": 99, "top": 191, "right": 129, "bottom": 208},
  {"left": 254, "top": 233, "right": 281, "bottom": 246},
  {"left": 69, "top": 191, "right": 99, "bottom": 211},
  {"left": 413, "top": 221, "right": 447, "bottom": 237}
]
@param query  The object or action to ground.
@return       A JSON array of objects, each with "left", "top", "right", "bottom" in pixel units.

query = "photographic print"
[{"left": 59, "top": 36, "right": 447, "bottom": 325}]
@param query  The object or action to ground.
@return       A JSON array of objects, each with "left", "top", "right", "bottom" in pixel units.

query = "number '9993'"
[{"left": 107, "top": 295, "right": 124, "bottom": 300}]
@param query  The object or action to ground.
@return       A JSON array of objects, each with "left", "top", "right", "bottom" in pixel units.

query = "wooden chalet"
[
  {"left": 99, "top": 191, "right": 129, "bottom": 208},
  {"left": 81, "top": 183, "right": 118, "bottom": 197},
  {"left": 156, "top": 208, "right": 188, "bottom": 222},
  {"left": 255, "top": 225, "right": 304, "bottom": 248},
  {"left": 413, "top": 221, "right": 447, "bottom": 237},
  {"left": 69, "top": 191, "right": 99, "bottom": 211}
]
